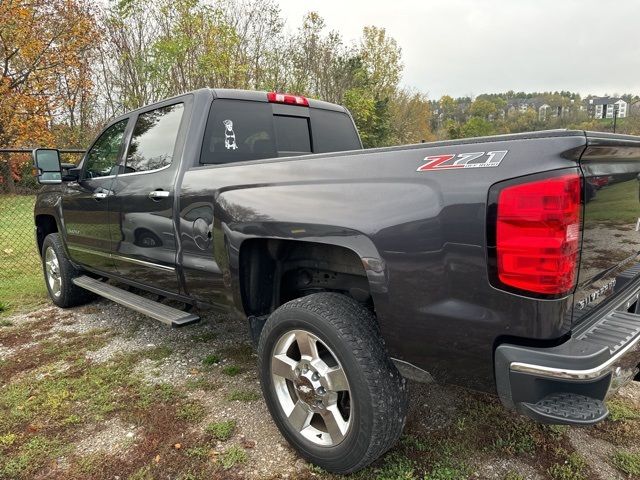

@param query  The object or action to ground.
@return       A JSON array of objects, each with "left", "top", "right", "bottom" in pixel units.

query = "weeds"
[
  {"left": 611, "top": 450, "right": 640, "bottom": 476},
  {"left": 205, "top": 420, "right": 236, "bottom": 441},
  {"left": 222, "top": 365, "right": 242, "bottom": 376},
  {"left": 202, "top": 354, "right": 220, "bottom": 366},
  {"left": 227, "top": 389, "right": 260, "bottom": 402},
  {"left": 220, "top": 445, "right": 247, "bottom": 470},
  {"left": 177, "top": 402, "right": 207, "bottom": 422},
  {"left": 547, "top": 452, "right": 587, "bottom": 480}
]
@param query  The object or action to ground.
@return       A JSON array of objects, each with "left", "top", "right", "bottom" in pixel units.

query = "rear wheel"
[
  {"left": 41, "top": 233, "right": 95, "bottom": 308},
  {"left": 257, "top": 292, "right": 408, "bottom": 473}
]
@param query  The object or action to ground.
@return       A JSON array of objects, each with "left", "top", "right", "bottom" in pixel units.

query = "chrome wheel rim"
[
  {"left": 44, "top": 246, "right": 62, "bottom": 298},
  {"left": 271, "top": 329, "right": 352, "bottom": 447}
]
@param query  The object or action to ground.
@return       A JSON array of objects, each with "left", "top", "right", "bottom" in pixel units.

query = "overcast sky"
[{"left": 277, "top": 0, "right": 640, "bottom": 99}]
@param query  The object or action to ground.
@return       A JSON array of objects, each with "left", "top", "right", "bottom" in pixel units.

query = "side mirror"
[{"left": 32, "top": 148, "right": 62, "bottom": 184}]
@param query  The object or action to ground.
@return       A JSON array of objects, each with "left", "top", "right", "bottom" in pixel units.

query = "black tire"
[
  {"left": 41, "top": 233, "right": 95, "bottom": 308},
  {"left": 257, "top": 292, "right": 408, "bottom": 474}
]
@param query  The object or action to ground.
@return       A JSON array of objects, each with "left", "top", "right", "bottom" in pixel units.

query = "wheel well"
[
  {"left": 35, "top": 215, "right": 58, "bottom": 256},
  {"left": 239, "top": 239, "right": 372, "bottom": 318}
]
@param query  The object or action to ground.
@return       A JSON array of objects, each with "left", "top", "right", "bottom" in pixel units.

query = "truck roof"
[
  {"left": 106, "top": 88, "right": 349, "bottom": 127},
  {"left": 210, "top": 88, "right": 348, "bottom": 113}
]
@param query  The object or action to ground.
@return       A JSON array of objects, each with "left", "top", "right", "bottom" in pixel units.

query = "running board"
[{"left": 72, "top": 275, "right": 199, "bottom": 327}]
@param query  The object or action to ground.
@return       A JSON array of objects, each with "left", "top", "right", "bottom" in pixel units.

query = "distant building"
[
  {"left": 506, "top": 98, "right": 569, "bottom": 121},
  {"left": 587, "top": 97, "right": 628, "bottom": 119}
]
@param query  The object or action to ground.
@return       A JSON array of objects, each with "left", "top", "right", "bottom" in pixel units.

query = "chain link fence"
[
  {"left": 1, "top": 152, "right": 40, "bottom": 286},
  {"left": 1, "top": 150, "right": 83, "bottom": 285}
]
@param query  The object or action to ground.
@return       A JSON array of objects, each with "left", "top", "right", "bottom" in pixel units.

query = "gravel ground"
[{"left": 1, "top": 299, "right": 639, "bottom": 479}]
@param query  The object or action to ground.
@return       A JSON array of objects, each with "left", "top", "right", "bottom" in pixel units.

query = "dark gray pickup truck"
[{"left": 32, "top": 88, "right": 640, "bottom": 473}]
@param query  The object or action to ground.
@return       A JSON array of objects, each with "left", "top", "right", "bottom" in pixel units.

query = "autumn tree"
[
  {"left": 388, "top": 89, "right": 433, "bottom": 144},
  {"left": 0, "top": 0, "right": 98, "bottom": 192}
]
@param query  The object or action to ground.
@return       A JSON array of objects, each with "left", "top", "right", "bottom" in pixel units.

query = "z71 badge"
[{"left": 417, "top": 150, "right": 508, "bottom": 171}]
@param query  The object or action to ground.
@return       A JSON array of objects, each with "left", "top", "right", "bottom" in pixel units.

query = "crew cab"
[{"left": 33, "top": 89, "right": 640, "bottom": 473}]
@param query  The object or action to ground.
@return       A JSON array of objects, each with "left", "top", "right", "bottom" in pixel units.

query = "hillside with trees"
[{"left": 1, "top": 0, "right": 639, "bottom": 191}]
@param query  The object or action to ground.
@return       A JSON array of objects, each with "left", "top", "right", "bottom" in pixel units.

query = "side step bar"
[{"left": 72, "top": 275, "right": 199, "bottom": 327}]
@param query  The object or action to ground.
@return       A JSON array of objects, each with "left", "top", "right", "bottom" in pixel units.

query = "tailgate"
[{"left": 574, "top": 132, "right": 640, "bottom": 324}]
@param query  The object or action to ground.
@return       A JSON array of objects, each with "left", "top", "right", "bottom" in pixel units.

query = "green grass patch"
[
  {"left": 227, "top": 389, "right": 260, "bottom": 402},
  {"left": 607, "top": 398, "right": 640, "bottom": 421},
  {"left": 221, "top": 343, "right": 254, "bottom": 363},
  {"left": 205, "top": 420, "right": 236, "bottom": 441},
  {"left": 547, "top": 452, "right": 587, "bottom": 480},
  {"left": 0, "top": 195, "right": 48, "bottom": 317},
  {"left": 185, "top": 377, "right": 218, "bottom": 391},
  {"left": 222, "top": 365, "right": 242, "bottom": 376},
  {"left": 1, "top": 435, "right": 67, "bottom": 478},
  {"left": 202, "top": 354, "right": 220, "bottom": 366},
  {"left": 611, "top": 450, "right": 640, "bottom": 476},
  {"left": 141, "top": 345, "right": 173, "bottom": 362},
  {"left": 503, "top": 472, "right": 526, "bottom": 480},
  {"left": 136, "top": 383, "right": 179, "bottom": 408},
  {"left": 368, "top": 452, "right": 416, "bottom": 479},
  {"left": 220, "top": 445, "right": 247, "bottom": 470},
  {"left": 355, "top": 390, "right": 585, "bottom": 480},
  {"left": 186, "top": 444, "right": 212, "bottom": 458},
  {"left": 192, "top": 332, "right": 217, "bottom": 342},
  {"left": 0, "top": 319, "right": 13, "bottom": 327},
  {"left": 177, "top": 402, "right": 207, "bottom": 422}
]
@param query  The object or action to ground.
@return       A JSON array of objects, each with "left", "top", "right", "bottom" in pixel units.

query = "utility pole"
[{"left": 613, "top": 104, "right": 619, "bottom": 133}]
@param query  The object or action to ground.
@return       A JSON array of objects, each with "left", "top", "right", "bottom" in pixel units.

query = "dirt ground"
[{"left": 0, "top": 299, "right": 639, "bottom": 480}]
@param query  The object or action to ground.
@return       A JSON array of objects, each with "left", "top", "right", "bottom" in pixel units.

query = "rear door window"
[
  {"left": 200, "top": 100, "right": 277, "bottom": 164},
  {"left": 125, "top": 103, "right": 184, "bottom": 173},
  {"left": 200, "top": 99, "right": 360, "bottom": 165}
]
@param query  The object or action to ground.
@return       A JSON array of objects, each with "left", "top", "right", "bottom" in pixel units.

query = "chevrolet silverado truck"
[{"left": 32, "top": 88, "right": 640, "bottom": 473}]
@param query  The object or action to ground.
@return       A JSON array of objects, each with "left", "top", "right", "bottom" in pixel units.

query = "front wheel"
[
  {"left": 41, "top": 233, "right": 95, "bottom": 308},
  {"left": 257, "top": 293, "right": 408, "bottom": 474}
]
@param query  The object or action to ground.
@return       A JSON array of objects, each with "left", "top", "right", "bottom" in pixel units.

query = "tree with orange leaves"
[{"left": 0, "top": 0, "right": 98, "bottom": 192}]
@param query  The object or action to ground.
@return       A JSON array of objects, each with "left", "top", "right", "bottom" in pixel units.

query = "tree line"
[{"left": 1, "top": 0, "right": 639, "bottom": 191}]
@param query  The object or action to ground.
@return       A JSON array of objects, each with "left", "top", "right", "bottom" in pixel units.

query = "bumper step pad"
[
  {"left": 72, "top": 275, "right": 199, "bottom": 327},
  {"left": 522, "top": 393, "right": 608, "bottom": 425}
]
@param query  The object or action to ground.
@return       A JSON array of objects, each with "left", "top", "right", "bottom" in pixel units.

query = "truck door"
[
  {"left": 109, "top": 101, "right": 186, "bottom": 293},
  {"left": 62, "top": 119, "right": 129, "bottom": 273}
]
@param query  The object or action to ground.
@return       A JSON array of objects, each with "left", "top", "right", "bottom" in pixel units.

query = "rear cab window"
[{"left": 199, "top": 99, "right": 360, "bottom": 165}]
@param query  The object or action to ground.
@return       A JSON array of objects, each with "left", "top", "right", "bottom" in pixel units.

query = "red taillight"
[
  {"left": 496, "top": 173, "right": 581, "bottom": 295},
  {"left": 267, "top": 91, "right": 309, "bottom": 107}
]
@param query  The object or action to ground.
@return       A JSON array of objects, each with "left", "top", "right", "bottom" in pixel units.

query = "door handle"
[
  {"left": 92, "top": 192, "right": 108, "bottom": 200},
  {"left": 148, "top": 190, "right": 170, "bottom": 200}
]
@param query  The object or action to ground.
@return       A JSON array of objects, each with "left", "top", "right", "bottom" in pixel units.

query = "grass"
[
  {"left": 222, "top": 365, "right": 242, "bottom": 376},
  {"left": 202, "top": 353, "right": 220, "bottom": 366},
  {"left": 547, "top": 452, "right": 588, "bottom": 480},
  {"left": 192, "top": 332, "right": 217, "bottom": 342},
  {"left": 221, "top": 343, "right": 254, "bottom": 363},
  {"left": 0, "top": 195, "right": 48, "bottom": 317},
  {"left": 347, "top": 388, "right": 597, "bottom": 480},
  {"left": 177, "top": 402, "right": 207, "bottom": 422},
  {"left": 220, "top": 445, "right": 247, "bottom": 470},
  {"left": 205, "top": 420, "right": 236, "bottom": 441},
  {"left": 611, "top": 451, "right": 640, "bottom": 476},
  {"left": 227, "top": 389, "right": 261, "bottom": 402},
  {"left": 0, "top": 330, "right": 227, "bottom": 479},
  {"left": 185, "top": 377, "right": 218, "bottom": 391},
  {"left": 607, "top": 398, "right": 640, "bottom": 421},
  {"left": 141, "top": 345, "right": 173, "bottom": 362}
]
